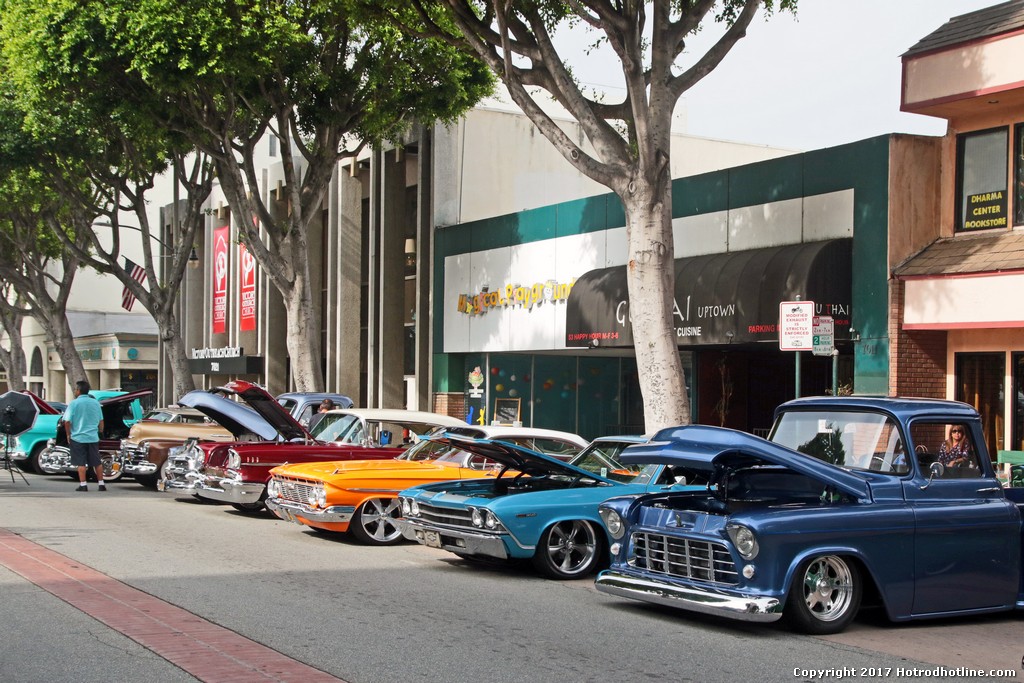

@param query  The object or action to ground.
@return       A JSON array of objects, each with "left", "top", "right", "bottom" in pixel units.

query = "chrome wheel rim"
[
  {"left": 801, "top": 556, "right": 855, "bottom": 622},
  {"left": 360, "top": 498, "right": 402, "bottom": 543},
  {"left": 545, "top": 521, "right": 597, "bottom": 577}
]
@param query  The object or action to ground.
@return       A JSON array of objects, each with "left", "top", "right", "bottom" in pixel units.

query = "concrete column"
[
  {"left": 377, "top": 147, "right": 407, "bottom": 409},
  {"left": 335, "top": 166, "right": 364, "bottom": 403},
  {"left": 413, "top": 127, "right": 432, "bottom": 411}
]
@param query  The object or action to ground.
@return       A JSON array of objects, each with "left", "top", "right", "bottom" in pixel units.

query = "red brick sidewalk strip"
[{"left": 0, "top": 527, "right": 347, "bottom": 683}]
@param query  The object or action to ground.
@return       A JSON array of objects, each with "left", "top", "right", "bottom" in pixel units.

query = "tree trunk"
[
  {"left": 43, "top": 308, "right": 87, "bottom": 387},
  {"left": 0, "top": 307, "right": 27, "bottom": 391},
  {"left": 282, "top": 266, "right": 324, "bottom": 393},
  {"left": 153, "top": 309, "right": 196, "bottom": 402},
  {"left": 621, "top": 174, "right": 690, "bottom": 433}
]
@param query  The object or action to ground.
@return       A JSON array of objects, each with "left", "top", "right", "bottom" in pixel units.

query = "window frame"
[{"left": 955, "top": 126, "right": 1009, "bottom": 233}]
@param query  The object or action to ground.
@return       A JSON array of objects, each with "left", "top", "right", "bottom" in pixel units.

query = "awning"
[{"left": 565, "top": 239, "right": 852, "bottom": 347}]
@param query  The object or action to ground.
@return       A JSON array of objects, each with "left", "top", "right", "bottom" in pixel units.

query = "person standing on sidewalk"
[{"left": 64, "top": 380, "right": 105, "bottom": 492}]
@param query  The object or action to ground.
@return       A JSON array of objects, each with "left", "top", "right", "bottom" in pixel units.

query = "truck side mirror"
[{"left": 921, "top": 461, "right": 945, "bottom": 490}]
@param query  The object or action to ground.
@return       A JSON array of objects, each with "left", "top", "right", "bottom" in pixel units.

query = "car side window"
[{"left": 910, "top": 422, "right": 980, "bottom": 478}]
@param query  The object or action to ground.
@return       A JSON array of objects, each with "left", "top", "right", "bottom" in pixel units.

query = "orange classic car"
[{"left": 266, "top": 425, "right": 588, "bottom": 545}]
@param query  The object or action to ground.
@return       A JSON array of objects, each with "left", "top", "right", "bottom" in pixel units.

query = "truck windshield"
[{"left": 771, "top": 411, "right": 909, "bottom": 475}]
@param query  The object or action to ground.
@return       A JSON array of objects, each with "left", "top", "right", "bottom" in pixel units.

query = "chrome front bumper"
[
  {"left": 159, "top": 453, "right": 200, "bottom": 491},
  {"left": 38, "top": 445, "right": 71, "bottom": 474},
  {"left": 193, "top": 477, "right": 266, "bottom": 504},
  {"left": 119, "top": 443, "right": 157, "bottom": 476},
  {"left": 398, "top": 518, "right": 509, "bottom": 559},
  {"left": 265, "top": 497, "right": 355, "bottom": 525},
  {"left": 594, "top": 569, "right": 783, "bottom": 623}
]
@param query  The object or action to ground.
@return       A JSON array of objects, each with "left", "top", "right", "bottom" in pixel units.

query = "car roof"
[
  {"left": 776, "top": 396, "right": 980, "bottom": 422},
  {"left": 438, "top": 424, "right": 588, "bottom": 446},
  {"left": 325, "top": 409, "right": 468, "bottom": 427}
]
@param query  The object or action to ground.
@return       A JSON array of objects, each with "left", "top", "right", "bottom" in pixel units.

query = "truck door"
[{"left": 905, "top": 420, "right": 1020, "bottom": 615}]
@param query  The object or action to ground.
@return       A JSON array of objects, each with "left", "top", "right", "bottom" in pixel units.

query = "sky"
[{"left": 562, "top": 0, "right": 999, "bottom": 151}]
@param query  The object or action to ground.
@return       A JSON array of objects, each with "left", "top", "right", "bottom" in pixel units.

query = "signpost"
[
  {"left": 780, "top": 300, "right": 814, "bottom": 398},
  {"left": 812, "top": 316, "right": 834, "bottom": 357}
]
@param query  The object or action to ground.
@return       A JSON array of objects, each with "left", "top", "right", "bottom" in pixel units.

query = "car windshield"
[
  {"left": 143, "top": 410, "right": 175, "bottom": 422},
  {"left": 311, "top": 413, "right": 363, "bottom": 443},
  {"left": 569, "top": 441, "right": 646, "bottom": 482},
  {"left": 771, "top": 410, "right": 908, "bottom": 475}
]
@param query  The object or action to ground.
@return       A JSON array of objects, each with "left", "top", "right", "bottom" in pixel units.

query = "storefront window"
[
  {"left": 954, "top": 352, "right": 1005, "bottom": 457},
  {"left": 1015, "top": 123, "right": 1024, "bottom": 226},
  {"left": 956, "top": 128, "right": 1008, "bottom": 232}
]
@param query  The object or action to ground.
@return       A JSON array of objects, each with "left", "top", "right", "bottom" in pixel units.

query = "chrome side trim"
[{"left": 265, "top": 497, "right": 355, "bottom": 525}]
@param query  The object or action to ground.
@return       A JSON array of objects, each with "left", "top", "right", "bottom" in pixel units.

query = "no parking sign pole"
[{"left": 779, "top": 298, "right": 815, "bottom": 399}]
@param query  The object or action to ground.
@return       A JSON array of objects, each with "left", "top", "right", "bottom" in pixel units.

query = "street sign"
[
  {"left": 812, "top": 315, "right": 835, "bottom": 357},
  {"left": 779, "top": 300, "right": 815, "bottom": 351}
]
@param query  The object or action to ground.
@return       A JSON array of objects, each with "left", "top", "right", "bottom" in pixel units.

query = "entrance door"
[{"left": 955, "top": 352, "right": 1005, "bottom": 456}]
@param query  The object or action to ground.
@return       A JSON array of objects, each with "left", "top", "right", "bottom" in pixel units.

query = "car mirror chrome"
[{"left": 921, "top": 461, "right": 944, "bottom": 489}]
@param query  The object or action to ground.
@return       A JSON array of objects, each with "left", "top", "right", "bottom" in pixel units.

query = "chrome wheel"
[
  {"left": 102, "top": 454, "right": 124, "bottom": 482},
  {"left": 532, "top": 520, "right": 600, "bottom": 580},
  {"left": 350, "top": 497, "right": 403, "bottom": 545},
  {"left": 785, "top": 554, "right": 861, "bottom": 634}
]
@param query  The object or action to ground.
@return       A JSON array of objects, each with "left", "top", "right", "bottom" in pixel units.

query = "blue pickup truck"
[{"left": 595, "top": 396, "right": 1024, "bottom": 634}]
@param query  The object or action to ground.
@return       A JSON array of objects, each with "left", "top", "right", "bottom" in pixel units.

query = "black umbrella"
[
  {"left": 0, "top": 391, "right": 40, "bottom": 437},
  {"left": 1, "top": 391, "right": 38, "bottom": 485}
]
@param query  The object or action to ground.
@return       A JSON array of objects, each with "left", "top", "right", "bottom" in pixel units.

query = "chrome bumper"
[
  {"left": 38, "top": 445, "right": 71, "bottom": 474},
  {"left": 122, "top": 460, "right": 158, "bottom": 476},
  {"left": 398, "top": 518, "right": 509, "bottom": 559},
  {"left": 193, "top": 477, "right": 266, "bottom": 504},
  {"left": 594, "top": 570, "right": 783, "bottom": 623},
  {"left": 265, "top": 497, "right": 355, "bottom": 525},
  {"left": 158, "top": 454, "right": 200, "bottom": 492}
]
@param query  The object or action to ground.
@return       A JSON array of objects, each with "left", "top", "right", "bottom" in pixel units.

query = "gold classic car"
[
  {"left": 266, "top": 425, "right": 588, "bottom": 545},
  {"left": 118, "top": 407, "right": 234, "bottom": 486}
]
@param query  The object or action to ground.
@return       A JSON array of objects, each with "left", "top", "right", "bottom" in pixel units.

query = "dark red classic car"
[{"left": 161, "top": 381, "right": 466, "bottom": 512}]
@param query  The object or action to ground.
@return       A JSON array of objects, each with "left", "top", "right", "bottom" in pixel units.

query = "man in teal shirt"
[{"left": 64, "top": 380, "right": 105, "bottom": 491}]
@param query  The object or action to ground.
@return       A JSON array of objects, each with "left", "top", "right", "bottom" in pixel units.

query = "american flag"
[{"left": 121, "top": 258, "right": 147, "bottom": 311}]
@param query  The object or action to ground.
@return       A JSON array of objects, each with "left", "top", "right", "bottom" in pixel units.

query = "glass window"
[
  {"left": 910, "top": 422, "right": 980, "bottom": 479},
  {"left": 1015, "top": 123, "right": 1024, "bottom": 226},
  {"left": 771, "top": 410, "right": 908, "bottom": 475},
  {"left": 1013, "top": 353, "right": 1024, "bottom": 451},
  {"left": 957, "top": 128, "right": 1008, "bottom": 232},
  {"left": 955, "top": 352, "right": 1004, "bottom": 456}
]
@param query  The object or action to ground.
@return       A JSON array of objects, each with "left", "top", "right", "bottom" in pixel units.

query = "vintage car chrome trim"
[
  {"left": 595, "top": 570, "right": 783, "bottom": 622},
  {"left": 38, "top": 445, "right": 71, "bottom": 474},
  {"left": 398, "top": 518, "right": 513, "bottom": 559},
  {"left": 346, "top": 487, "right": 402, "bottom": 494},
  {"left": 194, "top": 478, "right": 266, "bottom": 504},
  {"left": 265, "top": 497, "right": 355, "bottom": 524}
]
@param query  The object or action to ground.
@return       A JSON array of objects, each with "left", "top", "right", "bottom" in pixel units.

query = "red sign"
[
  {"left": 212, "top": 225, "right": 230, "bottom": 334},
  {"left": 239, "top": 244, "right": 257, "bottom": 332}
]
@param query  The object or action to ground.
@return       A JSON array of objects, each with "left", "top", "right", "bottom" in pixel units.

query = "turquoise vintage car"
[{"left": 397, "top": 433, "right": 703, "bottom": 580}]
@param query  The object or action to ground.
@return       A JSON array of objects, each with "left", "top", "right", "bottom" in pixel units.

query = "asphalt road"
[{"left": 1, "top": 470, "right": 1021, "bottom": 683}]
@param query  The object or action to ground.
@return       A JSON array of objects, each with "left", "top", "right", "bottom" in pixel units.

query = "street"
[{"left": 1, "top": 470, "right": 1021, "bottom": 683}]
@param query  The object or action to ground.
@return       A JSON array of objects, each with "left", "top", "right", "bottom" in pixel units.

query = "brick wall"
[
  {"left": 432, "top": 392, "right": 466, "bottom": 420},
  {"left": 889, "top": 280, "right": 947, "bottom": 398}
]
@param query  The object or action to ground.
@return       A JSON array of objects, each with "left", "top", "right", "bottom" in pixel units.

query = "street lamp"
[{"left": 93, "top": 220, "right": 199, "bottom": 269}]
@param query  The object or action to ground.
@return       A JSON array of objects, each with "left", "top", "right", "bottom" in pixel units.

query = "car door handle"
[{"left": 976, "top": 487, "right": 1001, "bottom": 494}]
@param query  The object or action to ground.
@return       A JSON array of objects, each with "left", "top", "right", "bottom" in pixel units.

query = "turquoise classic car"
[
  {"left": 398, "top": 432, "right": 703, "bottom": 580},
  {"left": 12, "top": 389, "right": 148, "bottom": 475}
]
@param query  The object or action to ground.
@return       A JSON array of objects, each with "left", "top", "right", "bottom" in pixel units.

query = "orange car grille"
[
  {"left": 629, "top": 532, "right": 738, "bottom": 585},
  {"left": 415, "top": 503, "right": 475, "bottom": 530},
  {"left": 273, "top": 477, "right": 319, "bottom": 504}
]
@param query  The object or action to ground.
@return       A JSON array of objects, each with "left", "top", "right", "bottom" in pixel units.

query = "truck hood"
[
  {"left": 619, "top": 424, "right": 871, "bottom": 501},
  {"left": 178, "top": 390, "right": 280, "bottom": 441}
]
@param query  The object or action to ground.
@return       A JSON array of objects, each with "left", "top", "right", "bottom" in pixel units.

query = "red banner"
[
  {"left": 239, "top": 244, "right": 257, "bottom": 332},
  {"left": 212, "top": 225, "right": 229, "bottom": 334}
]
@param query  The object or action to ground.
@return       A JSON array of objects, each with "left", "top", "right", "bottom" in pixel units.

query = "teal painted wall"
[{"left": 434, "top": 135, "right": 892, "bottom": 396}]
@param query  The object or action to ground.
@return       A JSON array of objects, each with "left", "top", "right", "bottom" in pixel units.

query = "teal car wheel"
[{"left": 532, "top": 520, "right": 601, "bottom": 580}]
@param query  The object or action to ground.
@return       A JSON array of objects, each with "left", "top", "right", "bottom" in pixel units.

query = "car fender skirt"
[{"left": 595, "top": 570, "right": 783, "bottom": 623}]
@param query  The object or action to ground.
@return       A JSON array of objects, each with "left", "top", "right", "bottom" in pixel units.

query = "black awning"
[{"left": 565, "top": 239, "right": 852, "bottom": 347}]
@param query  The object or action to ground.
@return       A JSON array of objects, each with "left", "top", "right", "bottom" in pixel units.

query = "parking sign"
[{"left": 779, "top": 301, "right": 815, "bottom": 351}]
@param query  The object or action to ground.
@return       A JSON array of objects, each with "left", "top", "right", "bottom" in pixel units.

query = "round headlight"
[
  {"left": 471, "top": 508, "right": 483, "bottom": 528},
  {"left": 410, "top": 500, "right": 420, "bottom": 517},
  {"left": 316, "top": 487, "right": 326, "bottom": 507},
  {"left": 484, "top": 511, "right": 498, "bottom": 529},
  {"left": 401, "top": 498, "right": 412, "bottom": 516},
  {"left": 307, "top": 488, "right": 318, "bottom": 506},
  {"left": 266, "top": 479, "right": 279, "bottom": 498},
  {"left": 600, "top": 508, "right": 625, "bottom": 539},
  {"left": 727, "top": 524, "right": 759, "bottom": 560},
  {"left": 226, "top": 449, "right": 241, "bottom": 470}
]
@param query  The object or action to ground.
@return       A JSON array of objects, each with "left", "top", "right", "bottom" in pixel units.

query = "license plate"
[{"left": 423, "top": 530, "right": 442, "bottom": 548}]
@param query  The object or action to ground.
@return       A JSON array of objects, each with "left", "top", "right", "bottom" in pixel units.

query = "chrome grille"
[
  {"left": 273, "top": 476, "right": 319, "bottom": 504},
  {"left": 416, "top": 502, "right": 475, "bottom": 530},
  {"left": 630, "top": 532, "right": 738, "bottom": 585}
]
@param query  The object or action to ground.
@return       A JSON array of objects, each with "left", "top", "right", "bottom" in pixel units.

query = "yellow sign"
[{"left": 457, "top": 279, "right": 575, "bottom": 316}]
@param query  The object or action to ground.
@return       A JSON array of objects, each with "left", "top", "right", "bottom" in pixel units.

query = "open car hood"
[
  {"left": 619, "top": 424, "right": 871, "bottom": 501},
  {"left": 429, "top": 428, "right": 620, "bottom": 483},
  {"left": 178, "top": 390, "right": 280, "bottom": 441},
  {"left": 98, "top": 389, "right": 152, "bottom": 407},
  {"left": 21, "top": 391, "right": 60, "bottom": 415},
  {"left": 212, "top": 380, "right": 311, "bottom": 441}
]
